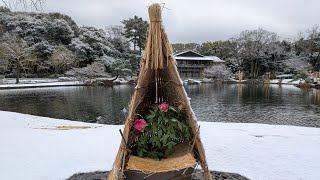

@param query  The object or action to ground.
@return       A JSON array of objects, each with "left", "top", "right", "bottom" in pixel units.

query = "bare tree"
[
  {"left": 223, "top": 38, "right": 245, "bottom": 73},
  {"left": 49, "top": 45, "right": 78, "bottom": 74},
  {"left": 306, "top": 25, "right": 320, "bottom": 70},
  {"left": 105, "top": 25, "right": 130, "bottom": 53},
  {"left": 0, "top": 34, "right": 31, "bottom": 83},
  {"left": 294, "top": 25, "right": 320, "bottom": 70},
  {"left": 225, "top": 29, "right": 279, "bottom": 78},
  {"left": 106, "top": 25, "right": 125, "bottom": 39},
  {"left": 1, "top": 0, "right": 45, "bottom": 10}
]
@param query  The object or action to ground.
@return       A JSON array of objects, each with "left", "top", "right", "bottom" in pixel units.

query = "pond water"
[{"left": 0, "top": 83, "right": 319, "bottom": 127}]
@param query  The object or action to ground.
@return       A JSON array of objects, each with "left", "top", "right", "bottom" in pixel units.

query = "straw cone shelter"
[{"left": 108, "top": 3, "right": 212, "bottom": 180}]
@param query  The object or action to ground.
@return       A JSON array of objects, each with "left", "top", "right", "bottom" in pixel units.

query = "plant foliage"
[{"left": 131, "top": 104, "right": 192, "bottom": 159}]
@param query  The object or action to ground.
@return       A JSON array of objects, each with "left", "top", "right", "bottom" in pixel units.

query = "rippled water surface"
[
  {"left": 186, "top": 84, "right": 320, "bottom": 127},
  {"left": 0, "top": 84, "right": 319, "bottom": 127}
]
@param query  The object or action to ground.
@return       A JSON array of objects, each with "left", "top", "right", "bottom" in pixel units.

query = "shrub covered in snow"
[
  {"left": 0, "top": 9, "right": 139, "bottom": 77},
  {"left": 204, "top": 65, "right": 232, "bottom": 80},
  {"left": 65, "top": 62, "right": 111, "bottom": 79}
]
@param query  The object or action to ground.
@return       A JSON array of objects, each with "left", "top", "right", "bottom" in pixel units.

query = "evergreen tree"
[{"left": 121, "top": 15, "right": 148, "bottom": 55}]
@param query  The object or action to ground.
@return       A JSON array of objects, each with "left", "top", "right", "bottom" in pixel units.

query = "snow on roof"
[
  {"left": 174, "top": 50, "right": 225, "bottom": 62},
  {"left": 175, "top": 55, "right": 225, "bottom": 62},
  {"left": 175, "top": 50, "right": 204, "bottom": 57}
]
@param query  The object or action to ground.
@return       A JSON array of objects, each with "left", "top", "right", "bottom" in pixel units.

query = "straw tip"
[
  {"left": 148, "top": 3, "right": 161, "bottom": 9},
  {"left": 148, "top": 3, "right": 162, "bottom": 21}
]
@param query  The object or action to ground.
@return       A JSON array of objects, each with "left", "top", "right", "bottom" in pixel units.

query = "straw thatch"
[
  {"left": 108, "top": 3, "right": 212, "bottom": 180},
  {"left": 126, "top": 143, "right": 197, "bottom": 173}
]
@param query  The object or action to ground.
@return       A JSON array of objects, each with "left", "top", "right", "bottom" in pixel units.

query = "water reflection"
[
  {"left": 0, "top": 84, "right": 319, "bottom": 127},
  {"left": 0, "top": 86, "right": 134, "bottom": 124},
  {"left": 187, "top": 83, "right": 320, "bottom": 127}
]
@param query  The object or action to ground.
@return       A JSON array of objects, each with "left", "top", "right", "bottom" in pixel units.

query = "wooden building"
[{"left": 175, "top": 50, "right": 225, "bottom": 78}]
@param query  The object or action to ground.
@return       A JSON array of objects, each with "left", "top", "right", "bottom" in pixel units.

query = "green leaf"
[
  {"left": 147, "top": 113, "right": 155, "bottom": 120},
  {"left": 169, "top": 106, "right": 178, "bottom": 112},
  {"left": 160, "top": 134, "right": 170, "bottom": 141},
  {"left": 166, "top": 141, "right": 177, "bottom": 150},
  {"left": 151, "top": 135, "right": 157, "bottom": 143},
  {"left": 141, "top": 136, "right": 147, "bottom": 145},
  {"left": 159, "top": 124, "right": 165, "bottom": 130},
  {"left": 178, "top": 122, "right": 182, "bottom": 130},
  {"left": 152, "top": 123, "right": 157, "bottom": 132},
  {"left": 169, "top": 126, "right": 175, "bottom": 134},
  {"left": 156, "top": 152, "right": 164, "bottom": 158},
  {"left": 142, "top": 148, "right": 147, "bottom": 152},
  {"left": 148, "top": 151, "right": 157, "bottom": 158},
  {"left": 185, "top": 130, "right": 191, "bottom": 139},
  {"left": 156, "top": 139, "right": 161, "bottom": 148},
  {"left": 157, "top": 116, "right": 163, "bottom": 124},
  {"left": 163, "top": 138, "right": 168, "bottom": 146},
  {"left": 158, "top": 129, "right": 163, "bottom": 138},
  {"left": 170, "top": 134, "right": 178, "bottom": 140},
  {"left": 171, "top": 118, "right": 178, "bottom": 122},
  {"left": 138, "top": 149, "right": 143, "bottom": 157}
]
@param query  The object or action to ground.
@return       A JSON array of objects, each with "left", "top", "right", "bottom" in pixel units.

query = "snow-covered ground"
[
  {"left": 1, "top": 111, "right": 320, "bottom": 180},
  {"left": 269, "top": 79, "right": 304, "bottom": 85},
  {"left": 0, "top": 78, "right": 61, "bottom": 84},
  {"left": 0, "top": 81, "right": 84, "bottom": 89}
]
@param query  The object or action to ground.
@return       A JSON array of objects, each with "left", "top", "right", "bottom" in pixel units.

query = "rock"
[
  {"left": 67, "top": 170, "right": 249, "bottom": 180},
  {"left": 128, "top": 79, "right": 136, "bottom": 84},
  {"left": 102, "top": 80, "right": 114, "bottom": 86},
  {"left": 202, "top": 78, "right": 213, "bottom": 83},
  {"left": 113, "top": 80, "right": 121, "bottom": 85}
]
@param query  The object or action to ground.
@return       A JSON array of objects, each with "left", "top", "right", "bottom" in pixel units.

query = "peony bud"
[
  {"left": 159, "top": 102, "right": 169, "bottom": 111},
  {"left": 134, "top": 119, "right": 147, "bottom": 131}
]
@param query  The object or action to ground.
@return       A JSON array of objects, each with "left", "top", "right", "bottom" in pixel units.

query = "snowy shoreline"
[
  {"left": 0, "top": 78, "right": 85, "bottom": 89},
  {"left": 0, "top": 81, "right": 85, "bottom": 89},
  {"left": 1, "top": 111, "right": 320, "bottom": 180}
]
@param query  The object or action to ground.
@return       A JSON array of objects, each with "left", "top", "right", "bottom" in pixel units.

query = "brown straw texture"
[
  {"left": 126, "top": 143, "right": 197, "bottom": 173},
  {"left": 107, "top": 3, "right": 212, "bottom": 180}
]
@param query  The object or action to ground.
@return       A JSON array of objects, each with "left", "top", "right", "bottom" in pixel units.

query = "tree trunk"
[
  {"left": 15, "top": 58, "right": 20, "bottom": 84},
  {"left": 316, "top": 52, "right": 320, "bottom": 70},
  {"left": 254, "top": 60, "right": 259, "bottom": 78},
  {"left": 133, "top": 41, "right": 136, "bottom": 51},
  {"left": 250, "top": 61, "right": 254, "bottom": 78}
]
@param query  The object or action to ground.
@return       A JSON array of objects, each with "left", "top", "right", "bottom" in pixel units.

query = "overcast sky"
[{"left": 5, "top": 0, "right": 320, "bottom": 43}]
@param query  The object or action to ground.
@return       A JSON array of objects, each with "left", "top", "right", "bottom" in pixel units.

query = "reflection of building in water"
[
  {"left": 310, "top": 72, "right": 320, "bottom": 83},
  {"left": 313, "top": 89, "right": 320, "bottom": 106},
  {"left": 264, "top": 84, "right": 270, "bottom": 99},
  {"left": 237, "top": 84, "right": 243, "bottom": 99}
]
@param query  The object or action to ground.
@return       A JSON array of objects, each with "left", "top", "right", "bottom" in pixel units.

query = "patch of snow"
[
  {"left": 0, "top": 81, "right": 84, "bottom": 89},
  {"left": 1, "top": 78, "right": 60, "bottom": 84},
  {"left": 0, "top": 111, "right": 120, "bottom": 180},
  {"left": 270, "top": 79, "right": 280, "bottom": 84},
  {"left": 0, "top": 111, "right": 319, "bottom": 180},
  {"left": 202, "top": 122, "right": 320, "bottom": 180},
  {"left": 269, "top": 79, "right": 305, "bottom": 85}
]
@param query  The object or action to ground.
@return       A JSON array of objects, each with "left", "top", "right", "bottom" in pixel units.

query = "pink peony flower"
[
  {"left": 134, "top": 119, "right": 147, "bottom": 131},
  {"left": 159, "top": 102, "right": 169, "bottom": 111}
]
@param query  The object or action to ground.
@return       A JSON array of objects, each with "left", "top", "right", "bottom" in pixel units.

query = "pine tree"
[{"left": 121, "top": 15, "right": 148, "bottom": 55}]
